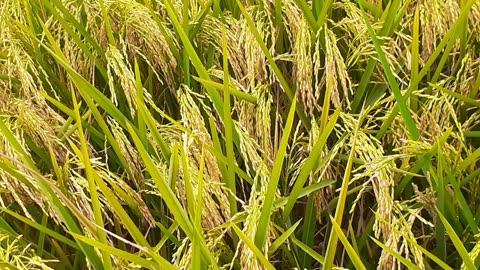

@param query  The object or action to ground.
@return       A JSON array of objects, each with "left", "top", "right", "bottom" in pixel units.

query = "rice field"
[{"left": 1, "top": 0, "right": 480, "bottom": 269}]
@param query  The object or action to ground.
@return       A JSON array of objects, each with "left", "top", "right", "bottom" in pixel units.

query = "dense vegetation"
[{"left": 1, "top": 0, "right": 480, "bottom": 269}]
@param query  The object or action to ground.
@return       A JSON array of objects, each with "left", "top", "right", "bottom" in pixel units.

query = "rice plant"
[{"left": 1, "top": 0, "right": 480, "bottom": 269}]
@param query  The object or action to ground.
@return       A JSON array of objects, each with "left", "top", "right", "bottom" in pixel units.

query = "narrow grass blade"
[
  {"left": 181, "top": 145, "right": 197, "bottom": 219},
  {"left": 434, "top": 147, "right": 446, "bottom": 260},
  {"left": 126, "top": 122, "right": 193, "bottom": 237},
  {"left": 161, "top": 0, "right": 224, "bottom": 116},
  {"left": 329, "top": 216, "right": 366, "bottom": 270},
  {"left": 351, "top": 0, "right": 405, "bottom": 112},
  {"left": 323, "top": 114, "right": 360, "bottom": 269},
  {"left": 37, "top": 0, "right": 108, "bottom": 78},
  {"left": 222, "top": 24, "right": 238, "bottom": 221},
  {"left": 154, "top": 222, "right": 180, "bottom": 251},
  {"left": 71, "top": 88, "right": 113, "bottom": 269},
  {"left": 296, "top": 0, "right": 318, "bottom": 32},
  {"left": 192, "top": 76, "right": 257, "bottom": 104},
  {"left": 34, "top": 19, "right": 135, "bottom": 178},
  {"left": 410, "top": 7, "right": 420, "bottom": 111},
  {"left": 273, "top": 180, "right": 335, "bottom": 209},
  {"left": 234, "top": 0, "right": 310, "bottom": 129},
  {"left": 371, "top": 237, "right": 422, "bottom": 270},
  {"left": 268, "top": 220, "right": 301, "bottom": 256},
  {"left": 437, "top": 212, "right": 476, "bottom": 270},
  {"left": 358, "top": 4, "right": 419, "bottom": 140},
  {"left": 284, "top": 107, "right": 341, "bottom": 219},
  {"left": 0, "top": 207, "right": 78, "bottom": 249},
  {"left": 432, "top": 83, "right": 480, "bottom": 109},
  {"left": 70, "top": 233, "right": 162, "bottom": 269},
  {"left": 256, "top": 98, "right": 296, "bottom": 249},
  {"left": 288, "top": 232, "right": 325, "bottom": 265},
  {"left": 231, "top": 224, "right": 275, "bottom": 270},
  {"left": 375, "top": 0, "right": 478, "bottom": 139},
  {"left": 0, "top": 120, "right": 103, "bottom": 269}
]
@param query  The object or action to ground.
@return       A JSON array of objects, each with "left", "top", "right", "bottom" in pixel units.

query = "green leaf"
[
  {"left": 0, "top": 207, "right": 78, "bottom": 249},
  {"left": 70, "top": 233, "right": 162, "bottom": 269},
  {"left": 192, "top": 76, "right": 257, "bottom": 104},
  {"left": 126, "top": 122, "right": 193, "bottom": 237},
  {"left": 234, "top": 0, "right": 310, "bottom": 130},
  {"left": 222, "top": 24, "right": 238, "bottom": 221},
  {"left": 371, "top": 237, "right": 422, "bottom": 270},
  {"left": 231, "top": 224, "right": 276, "bottom": 270},
  {"left": 0, "top": 119, "right": 103, "bottom": 270},
  {"left": 162, "top": 0, "right": 224, "bottom": 117},
  {"left": 255, "top": 98, "right": 296, "bottom": 249},
  {"left": 358, "top": 3, "right": 419, "bottom": 140},
  {"left": 71, "top": 86, "right": 113, "bottom": 269},
  {"left": 329, "top": 216, "right": 366, "bottom": 270},
  {"left": 268, "top": 220, "right": 301, "bottom": 256},
  {"left": 437, "top": 211, "right": 476, "bottom": 270},
  {"left": 284, "top": 107, "right": 341, "bottom": 218},
  {"left": 324, "top": 114, "right": 360, "bottom": 269}
]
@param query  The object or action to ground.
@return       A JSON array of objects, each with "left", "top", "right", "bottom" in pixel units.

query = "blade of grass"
[
  {"left": 358, "top": 4, "right": 419, "bottom": 140},
  {"left": 274, "top": 180, "right": 335, "bottom": 209},
  {"left": 283, "top": 107, "right": 341, "bottom": 219},
  {"left": 432, "top": 83, "right": 480, "bottom": 109},
  {"left": 70, "top": 233, "right": 161, "bottom": 269},
  {"left": 89, "top": 169, "right": 181, "bottom": 270},
  {"left": 127, "top": 121, "right": 218, "bottom": 269},
  {"left": 234, "top": 0, "right": 310, "bottom": 130},
  {"left": 180, "top": 145, "right": 196, "bottom": 219},
  {"left": 315, "top": 0, "right": 333, "bottom": 29},
  {"left": 299, "top": 195, "right": 316, "bottom": 268},
  {"left": 286, "top": 230, "right": 325, "bottom": 265},
  {"left": 162, "top": 0, "right": 224, "bottom": 116},
  {"left": 329, "top": 216, "right": 367, "bottom": 270},
  {"left": 371, "top": 237, "right": 422, "bottom": 270},
  {"left": 144, "top": 1, "right": 181, "bottom": 61},
  {"left": 222, "top": 24, "right": 238, "bottom": 225},
  {"left": 434, "top": 145, "right": 446, "bottom": 261},
  {"left": 444, "top": 168, "right": 479, "bottom": 235},
  {"left": 19, "top": 19, "right": 132, "bottom": 131},
  {"left": 217, "top": 180, "right": 335, "bottom": 232},
  {"left": 351, "top": 0, "right": 405, "bottom": 112},
  {"left": 323, "top": 113, "right": 360, "bottom": 269},
  {"left": 437, "top": 212, "right": 476, "bottom": 269},
  {"left": 192, "top": 76, "right": 257, "bottom": 104},
  {"left": 208, "top": 116, "right": 229, "bottom": 184},
  {"left": 71, "top": 87, "right": 112, "bottom": 269},
  {"left": 231, "top": 223, "right": 275, "bottom": 270},
  {"left": 98, "top": 0, "right": 115, "bottom": 46},
  {"left": 255, "top": 98, "right": 296, "bottom": 249},
  {"left": 34, "top": 19, "right": 136, "bottom": 178},
  {"left": 268, "top": 220, "right": 301, "bottom": 256},
  {"left": 0, "top": 207, "right": 78, "bottom": 249},
  {"left": 37, "top": 0, "right": 108, "bottom": 79},
  {"left": 192, "top": 147, "right": 206, "bottom": 269},
  {"left": 375, "top": 0, "right": 478, "bottom": 139},
  {"left": 126, "top": 122, "right": 193, "bottom": 236},
  {"left": 296, "top": 0, "right": 318, "bottom": 32},
  {"left": 410, "top": 7, "right": 420, "bottom": 111},
  {"left": 0, "top": 120, "right": 103, "bottom": 269},
  {"left": 182, "top": 0, "right": 191, "bottom": 87},
  {"left": 154, "top": 221, "right": 180, "bottom": 251},
  {"left": 40, "top": 92, "right": 103, "bottom": 139}
]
